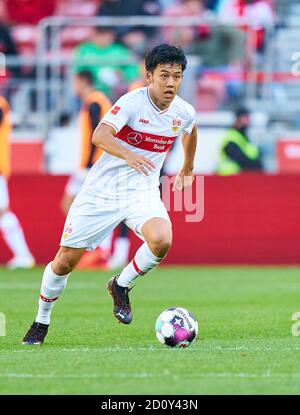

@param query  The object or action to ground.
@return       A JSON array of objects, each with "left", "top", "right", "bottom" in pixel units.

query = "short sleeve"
[
  {"left": 100, "top": 93, "right": 134, "bottom": 134},
  {"left": 183, "top": 106, "right": 196, "bottom": 135}
]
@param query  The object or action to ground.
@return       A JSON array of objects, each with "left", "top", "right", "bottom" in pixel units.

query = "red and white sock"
[
  {"left": 35, "top": 262, "right": 70, "bottom": 325},
  {"left": 117, "top": 243, "right": 164, "bottom": 288}
]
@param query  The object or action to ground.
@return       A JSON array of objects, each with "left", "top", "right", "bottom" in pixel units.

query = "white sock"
[
  {"left": 0, "top": 211, "right": 32, "bottom": 259},
  {"left": 109, "top": 237, "right": 130, "bottom": 267},
  {"left": 117, "top": 242, "right": 164, "bottom": 287},
  {"left": 35, "top": 262, "right": 69, "bottom": 325}
]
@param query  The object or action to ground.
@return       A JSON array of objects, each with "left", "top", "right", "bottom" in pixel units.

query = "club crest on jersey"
[
  {"left": 111, "top": 106, "right": 121, "bottom": 115},
  {"left": 172, "top": 118, "right": 182, "bottom": 133},
  {"left": 63, "top": 223, "right": 73, "bottom": 240},
  {"left": 127, "top": 132, "right": 143, "bottom": 145}
]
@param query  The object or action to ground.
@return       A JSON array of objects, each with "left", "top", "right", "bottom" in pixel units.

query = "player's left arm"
[{"left": 172, "top": 125, "right": 197, "bottom": 192}]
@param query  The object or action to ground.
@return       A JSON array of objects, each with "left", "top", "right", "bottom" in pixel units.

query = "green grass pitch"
[{"left": 1, "top": 265, "right": 300, "bottom": 395}]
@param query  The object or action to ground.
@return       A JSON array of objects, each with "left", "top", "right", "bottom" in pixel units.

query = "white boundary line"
[
  {"left": 3, "top": 345, "right": 300, "bottom": 353},
  {"left": 0, "top": 371, "right": 299, "bottom": 379}
]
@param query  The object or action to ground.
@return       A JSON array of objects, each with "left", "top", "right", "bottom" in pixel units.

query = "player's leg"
[
  {"left": 64, "top": 172, "right": 113, "bottom": 270},
  {"left": 23, "top": 189, "right": 124, "bottom": 343},
  {"left": 76, "top": 231, "right": 113, "bottom": 270},
  {"left": 118, "top": 217, "right": 172, "bottom": 286},
  {"left": 36, "top": 246, "right": 84, "bottom": 324},
  {"left": 107, "top": 218, "right": 171, "bottom": 324},
  {"left": 107, "top": 191, "right": 172, "bottom": 324},
  {"left": 0, "top": 176, "right": 35, "bottom": 268},
  {"left": 22, "top": 246, "right": 84, "bottom": 345}
]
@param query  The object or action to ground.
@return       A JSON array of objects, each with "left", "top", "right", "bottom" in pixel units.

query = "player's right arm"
[
  {"left": 92, "top": 123, "right": 155, "bottom": 176},
  {"left": 92, "top": 93, "right": 155, "bottom": 176}
]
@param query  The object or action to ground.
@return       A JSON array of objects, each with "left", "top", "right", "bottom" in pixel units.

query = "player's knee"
[
  {"left": 149, "top": 231, "right": 172, "bottom": 255},
  {"left": 52, "top": 258, "right": 74, "bottom": 276},
  {"left": 52, "top": 252, "right": 76, "bottom": 275},
  {"left": 52, "top": 247, "right": 84, "bottom": 275}
]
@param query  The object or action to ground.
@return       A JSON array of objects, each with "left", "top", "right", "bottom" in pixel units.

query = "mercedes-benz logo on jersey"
[{"left": 127, "top": 131, "right": 143, "bottom": 145}]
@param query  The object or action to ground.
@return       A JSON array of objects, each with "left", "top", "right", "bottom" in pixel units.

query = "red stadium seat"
[
  {"left": 55, "top": 0, "right": 99, "bottom": 17},
  {"left": 60, "top": 26, "right": 92, "bottom": 49},
  {"left": 11, "top": 25, "right": 39, "bottom": 55}
]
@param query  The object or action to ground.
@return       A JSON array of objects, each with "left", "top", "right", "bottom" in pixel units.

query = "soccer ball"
[{"left": 155, "top": 307, "right": 198, "bottom": 348}]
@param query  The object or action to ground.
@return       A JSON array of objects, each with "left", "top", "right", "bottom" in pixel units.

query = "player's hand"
[
  {"left": 172, "top": 168, "right": 194, "bottom": 191},
  {"left": 124, "top": 151, "right": 156, "bottom": 176}
]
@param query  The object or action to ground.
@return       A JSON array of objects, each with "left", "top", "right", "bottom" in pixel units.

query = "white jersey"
[{"left": 83, "top": 87, "right": 196, "bottom": 197}]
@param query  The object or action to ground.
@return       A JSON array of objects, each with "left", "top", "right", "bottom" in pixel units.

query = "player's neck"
[{"left": 148, "top": 88, "right": 171, "bottom": 111}]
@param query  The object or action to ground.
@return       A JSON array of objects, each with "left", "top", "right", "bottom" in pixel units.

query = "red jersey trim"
[{"left": 116, "top": 125, "right": 176, "bottom": 153}]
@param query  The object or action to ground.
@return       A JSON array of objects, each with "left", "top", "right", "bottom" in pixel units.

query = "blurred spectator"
[
  {"left": 190, "top": 24, "right": 245, "bottom": 67},
  {"left": 97, "top": 0, "right": 161, "bottom": 40},
  {"left": 98, "top": 0, "right": 161, "bottom": 17},
  {"left": 4, "top": 0, "right": 56, "bottom": 24},
  {"left": 166, "top": 1, "right": 246, "bottom": 109},
  {"left": 190, "top": 23, "right": 246, "bottom": 108},
  {"left": 0, "top": 23, "right": 21, "bottom": 78},
  {"left": 159, "top": 0, "right": 176, "bottom": 11},
  {"left": 203, "top": 0, "right": 219, "bottom": 10},
  {"left": 55, "top": 0, "right": 100, "bottom": 17},
  {"left": 246, "top": 0, "right": 275, "bottom": 27},
  {"left": 0, "top": 1, "right": 7, "bottom": 21},
  {"left": 73, "top": 26, "right": 139, "bottom": 98},
  {"left": 217, "top": 107, "right": 263, "bottom": 175},
  {"left": 128, "top": 56, "right": 147, "bottom": 91},
  {"left": 217, "top": 0, "right": 275, "bottom": 51},
  {"left": 120, "top": 28, "right": 148, "bottom": 57},
  {"left": 217, "top": 0, "right": 274, "bottom": 26},
  {"left": 0, "top": 94, "right": 35, "bottom": 268},
  {"left": 163, "top": 0, "right": 205, "bottom": 47}
]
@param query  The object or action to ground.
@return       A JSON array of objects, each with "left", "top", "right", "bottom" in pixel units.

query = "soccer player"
[
  {"left": 107, "top": 66, "right": 149, "bottom": 269},
  {"left": 60, "top": 71, "right": 113, "bottom": 269},
  {"left": 0, "top": 95, "right": 35, "bottom": 268},
  {"left": 22, "top": 44, "right": 197, "bottom": 345}
]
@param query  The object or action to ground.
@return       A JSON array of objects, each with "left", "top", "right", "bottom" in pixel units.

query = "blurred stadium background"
[
  {"left": 2, "top": 0, "right": 300, "bottom": 397},
  {"left": 0, "top": 0, "right": 300, "bottom": 266}
]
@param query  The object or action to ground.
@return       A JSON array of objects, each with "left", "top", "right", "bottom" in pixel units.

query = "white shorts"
[
  {"left": 65, "top": 169, "right": 89, "bottom": 198},
  {"left": 60, "top": 188, "right": 171, "bottom": 250},
  {"left": 0, "top": 175, "right": 9, "bottom": 210}
]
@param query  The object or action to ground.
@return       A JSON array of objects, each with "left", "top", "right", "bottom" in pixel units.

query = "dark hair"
[
  {"left": 235, "top": 107, "right": 250, "bottom": 118},
  {"left": 145, "top": 44, "right": 187, "bottom": 73},
  {"left": 76, "top": 70, "right": 94, "bottom": 86},
  {"left": 59, "top": 112, "right": 71, "bottom": 126}
]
